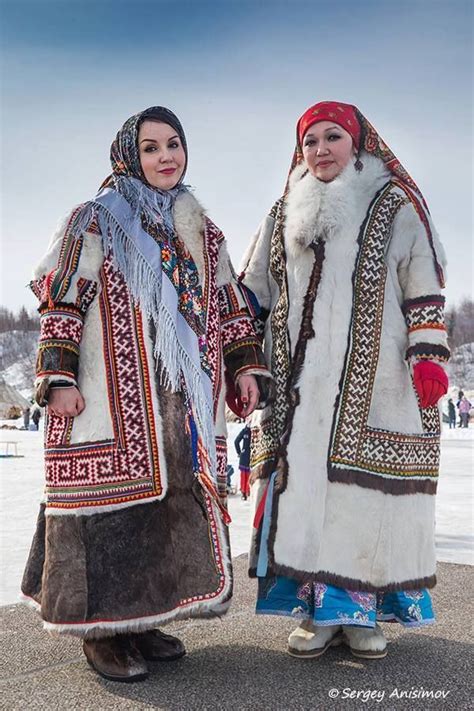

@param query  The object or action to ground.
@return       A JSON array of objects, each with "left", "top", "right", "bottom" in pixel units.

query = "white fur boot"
[
  {"left": 342, "top": 623, "right": 387, "bottom": 659},
  {"left": 287, "top": 621, "right": 342, "bottom": 658}
]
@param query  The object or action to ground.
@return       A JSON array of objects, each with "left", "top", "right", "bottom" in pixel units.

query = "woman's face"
[
  {"left": 138, "top": 120, "right": 186, "bottom": 189},
  {"left": 302, "top": 121, "right": 355, "bottom": 182}
]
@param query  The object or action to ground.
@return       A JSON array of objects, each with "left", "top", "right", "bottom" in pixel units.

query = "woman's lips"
[
  {"left": 316, "top": 161, "right": 333, "bottom": 168},
  {"left": 159, "top": 168, "right": 176, "bottom": 175}
]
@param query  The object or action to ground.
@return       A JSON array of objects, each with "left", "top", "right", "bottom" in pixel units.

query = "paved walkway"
[{"left": 1, "top": 557, "right": 472, "bottom": 710}]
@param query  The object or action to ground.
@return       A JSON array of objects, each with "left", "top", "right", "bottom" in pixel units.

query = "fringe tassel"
[
  {"left": 114, "top": 175, "right": 183, "bottom": 235},
  {"left": 64, "top": 185, "right": 216, "bottom": 480},
  {"left": 187, "top": 412, "right": 231, "bottom": 525},
  {"left": 96, "top": 195, "right": 216, "bottom": 478},
  {"left": 62, "top": 186, "right": 217, "bottom": 477},
  {"left": 197, "top": 470, "right": 231, "bottom": 525}
]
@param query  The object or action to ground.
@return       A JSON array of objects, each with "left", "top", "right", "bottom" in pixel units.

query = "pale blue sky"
[{"left": 1, "top": 0, "right": 472, "bottom": 310}]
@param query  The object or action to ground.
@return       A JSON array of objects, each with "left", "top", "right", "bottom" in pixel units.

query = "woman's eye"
[
  {"left": 304, "top": 139, "right": 316, "bottom": 147},
  {"left": 328, "top": 134, "right": 341, "bottom": 141},
  {"left": 144, "top": 145, "right": 157, "bottom": 153},
  {"left": 169, "top": 141, "right": 179, "bottom": 149}
]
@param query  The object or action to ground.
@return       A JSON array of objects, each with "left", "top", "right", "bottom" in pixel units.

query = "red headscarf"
[
  {"left": 288, "top": 101, "right": 444, "bottom": 287},
  {"left": 291, "top": 100, "right": 425, "bottom": 198},
  {"left": 297, "top": 101, "right": 361, "bottom": 150}
]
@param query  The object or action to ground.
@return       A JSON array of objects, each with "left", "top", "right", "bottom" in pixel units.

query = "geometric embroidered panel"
[
  {"left": 44, "top": 257, "right": 163, "bottom": 510},
  {"left": 329, "top": 184, "right": 440, "bottom": 495},
  {"left": 250, "top": 198, "right": 292, "bottom": 479}
]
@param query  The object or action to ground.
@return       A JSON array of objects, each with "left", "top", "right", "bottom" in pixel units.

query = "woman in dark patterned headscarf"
[
  {"left": 21, "top": 107, "right": 271, "bottom": 681},
  {"left": 242, "top": 101, "right": 449, "bottom": 660}
]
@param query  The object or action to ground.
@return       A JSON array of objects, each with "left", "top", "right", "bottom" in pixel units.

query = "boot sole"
[
  {"left": 348, "top": 647, "right": 388, "bottom": 660},
  {"left": 287, "top": 633, "right": 343, "bottom": 659},
  {"left": 85, "top": 657, "right": 149, "bottom": 683},
  {"left": 341, "top": 634, "right": 388, "bottom": 659}
]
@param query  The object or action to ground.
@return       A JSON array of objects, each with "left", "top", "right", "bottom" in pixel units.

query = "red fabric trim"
[
  {"left": 408, "top": 323, "right": 446, "bottom": 333},
  {"left": 253, "top": 480, "right": 269, "bottom": 529}
]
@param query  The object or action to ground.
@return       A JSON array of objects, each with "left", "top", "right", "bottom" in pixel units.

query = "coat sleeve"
[
  {"left": 390, "top": 201, "right": 450, "bottom": 367},
  {"left": 239, "top": 211, "right": 276, "bottom": 325},
  {"left": 209, "top": 220, "right": 272, "bottom": 402},
  {"left": 31, "top": 205, "right": 104, "bottom": 405}
]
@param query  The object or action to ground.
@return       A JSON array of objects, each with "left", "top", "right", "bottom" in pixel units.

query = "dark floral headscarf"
[{"left": 101, "top": 106, "right": 188, "bottom": 190}]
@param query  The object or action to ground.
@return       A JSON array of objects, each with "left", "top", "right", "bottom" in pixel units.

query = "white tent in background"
[{"left": 0, "top": 375, "right": 31, "bottom": 418}]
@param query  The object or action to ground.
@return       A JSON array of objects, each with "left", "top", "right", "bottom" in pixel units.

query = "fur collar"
[
  {"left": 284, "top": 152, "right": 390, "bottom": 253},
  {"left": 173, "top": 190, "right": 206, "bottom": 278},
  {"left": 34, "top": 191, "right": 208, "bottom": 284}
]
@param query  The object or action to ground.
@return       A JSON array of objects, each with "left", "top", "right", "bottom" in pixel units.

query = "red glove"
[{"left": 413, "top": 361, "right": 448, "bottom": 408}]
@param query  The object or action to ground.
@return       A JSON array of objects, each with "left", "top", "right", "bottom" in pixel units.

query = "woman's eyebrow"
[
  {"left": 305, "top": 126, "right": 342, "bottom": 139},
  {"left": 139, "top": 134, "right": 179, "bottom": 144}
]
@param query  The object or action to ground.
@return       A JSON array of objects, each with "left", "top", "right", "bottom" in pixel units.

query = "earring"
[{"left": 355, "top": 154, "right": 364, "bottom": 172}]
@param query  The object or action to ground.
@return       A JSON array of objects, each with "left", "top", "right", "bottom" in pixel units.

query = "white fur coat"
[
  {"left": 32, "top": 190, "right": 267, "bottom": 517},
  {"left": 242, "top": 153, "right": 449, "bottom": 591}
]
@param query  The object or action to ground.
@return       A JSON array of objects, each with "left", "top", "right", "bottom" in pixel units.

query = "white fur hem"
[
  {"left": 35, "top": 374, "right": 77, "bottom": 388},
  {"left": 23, "top": 499, "right": 232, "bottom": 639},
  {"left": 41, "top": 597, "right": 232, "bottom": 639},
  {"left": 408, "top": 328, "right": 448, "bottom": 349}
]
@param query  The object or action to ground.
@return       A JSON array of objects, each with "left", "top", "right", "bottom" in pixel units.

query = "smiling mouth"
[
  {"left": 316, "top": 161, "right": 333, "bottom": 168},
  {"left": 159, "top": 168, "right": 176, "bottom": 174}
]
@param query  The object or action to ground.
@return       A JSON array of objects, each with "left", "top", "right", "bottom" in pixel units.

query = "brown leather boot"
[
  {"left": 133, "top": 629, "right": 186, "bottom": 662},
  {"left": 83, "top": 635, "right": 149, "bottom": 682}
]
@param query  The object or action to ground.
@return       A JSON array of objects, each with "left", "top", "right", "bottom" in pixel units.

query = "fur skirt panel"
[{"left": 21, "top": 380, "right": 232, "bottom": 637}]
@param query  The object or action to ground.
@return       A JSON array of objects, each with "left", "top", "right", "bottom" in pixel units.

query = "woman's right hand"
[{"left": 48, "top": 386, "right": 86, "bottom": 417}]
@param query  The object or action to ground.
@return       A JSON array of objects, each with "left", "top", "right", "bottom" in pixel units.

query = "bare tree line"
[
  {"left": 0, "top": 306, "right": 39, "bottom": 333},
  {"left": 445, "top": 298, "right": 474, "bottom": 351},
  {"left": 0, "top": 297, "right": 472, "bottom": 349}
]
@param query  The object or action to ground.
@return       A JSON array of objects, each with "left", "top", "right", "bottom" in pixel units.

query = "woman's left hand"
[{"left": 237, "top": 374, "right": 259, "bottom": 416}]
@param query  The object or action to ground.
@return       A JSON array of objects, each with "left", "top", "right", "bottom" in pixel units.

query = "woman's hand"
[
  {"left": 237, "top": 374, "right": 259, "bottom": 417},
  {"left": 48, "top": 386, "right": 86, "bottom": 417}
]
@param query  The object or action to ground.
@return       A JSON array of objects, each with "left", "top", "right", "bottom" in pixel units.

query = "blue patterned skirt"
[
  {"left": 256, "top": 575, "right": 434, "bottom": 627},
  {"left": 255, "top": 473, "right": 434, "bottom": 628}
]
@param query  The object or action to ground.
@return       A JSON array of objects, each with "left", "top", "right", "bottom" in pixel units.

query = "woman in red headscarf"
[{"left": 241, "top": 101, "right": 449, "bottom": 659}]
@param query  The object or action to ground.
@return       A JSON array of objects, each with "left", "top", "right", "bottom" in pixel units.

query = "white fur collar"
[
  {"left": 173, "top": 190, "right": 206, "bottom": 277},
  {"left": 284, "top": 152, "right": 390, "bottom": 252},
  {"left": 34, "top": 192, "right": 208, "bottom": 283}
]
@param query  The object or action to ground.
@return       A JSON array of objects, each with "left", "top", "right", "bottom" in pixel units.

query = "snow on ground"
[{"left": 0, "top": 421, "right": 472, "bottom": 606}]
